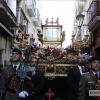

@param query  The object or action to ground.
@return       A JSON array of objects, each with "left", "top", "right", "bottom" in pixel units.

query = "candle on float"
[
  {"left": 72, "top": 31, "right": 75, "bottom": 36},
  {"left": 18, "top": 33, "right": 22, "bottom": 38},
  {"left": 77, "top": 20, "right": 80, "bottom": 26},
  {"left": 32, "top": 34, "right": 33, "bottom": 38},
  {"left": 30, "top": 34, "right": 33, "bottom": 42},
  {"left": 36, "top": 42, "right": 39, "bottom": 48},
  {"left": 39, "top": 44, "right": 40, "bottom": 47},
  {"left": 20, "top": 33, "right": 22, "bottom": 38},
  {"left": 23, "top": 20, "right": 27, "bottom": 25},
  {"left": 18, "top": 33, "right": 20, "bottom": 38}
]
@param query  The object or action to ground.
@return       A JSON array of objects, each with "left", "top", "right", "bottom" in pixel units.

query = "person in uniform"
[
  {"left": 79, "top": 56, "right": 100, "bottom": 100},
  {"left": 67, "top": 53, "right": 90, "bottom": 100},
  {"left": 0, "top": 48, "right": 34, "bottom": 100},
  {"left": 28, "top": 56, "right": 45, "bottom": 100}
]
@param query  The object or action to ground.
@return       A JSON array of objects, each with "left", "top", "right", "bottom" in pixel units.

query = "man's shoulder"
[
  {"left": 37, "top": 69, "right": 44, "bottom": 74},
  {"left": 2, "top": 65, "right": 12, "bottom": 74},
  {"left": 70, "top": 66, "right": 78, "bottom": 69},
  {"left": 85, "top": 66, "right": 90, "bottom": 70},
  {"left": 82, "top": 72, "right": 89, "bottom": 75},
  {"left": 4, "top": 65, "right": 12, "bottom": 70},
  {"left": 37, "top": 69, "right": 43, "bottom": 72},
  {"left": 82, "top": 72, "right": 90, "bottom": 77},
  {"left": 69, "top": 66, "right": 78, "bottom": 70},
  {"left": 68, "top": 66, "right": 78, "bottom": 73}
]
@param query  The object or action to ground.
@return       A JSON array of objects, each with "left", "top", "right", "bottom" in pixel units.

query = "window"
[{"left": 46, "top": 28, "right": 58, "bottom": 41}]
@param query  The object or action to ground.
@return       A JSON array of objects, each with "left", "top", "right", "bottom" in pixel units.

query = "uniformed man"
[
  {"left": 0, "top": 48, "right": 34, "bottom": 100},
  {"left": 79, "top": 56, "right": 100, "bottom": 100}
]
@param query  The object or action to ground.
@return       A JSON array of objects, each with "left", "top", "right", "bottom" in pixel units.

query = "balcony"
[
  {"left": 26, "top": 4, "right": 36, "bottom": 17},
  {"left": 16, "top": 7, "right": 28, "bottom": 31},
  {"left": 32, "top": 8, "right": 41, "bottom": 27},
  {"left": 87, "top": 0, "right": 100, "bottom": 31},
  {"left": 0, "top": 0, "right": 17, "bottom": 27},
  {"left": 32, "top": 16, "right": 42, "bottom": 27}
]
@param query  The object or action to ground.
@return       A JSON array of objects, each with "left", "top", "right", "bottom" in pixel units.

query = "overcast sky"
[{"left": 40, "top": 0, "right": 75, "bottom": 48}]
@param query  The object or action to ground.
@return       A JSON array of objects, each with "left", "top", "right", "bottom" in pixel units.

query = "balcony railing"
[
  {"left": 26, "top": 0, "right": 36, "bottom": 17},
  {"left": 87, "top": 0, "right": 100, "bottom": 26},
  {"left": 16, "top": 7, "right": 28, "bottom": 31},
  {"left": 35, "top": 8, "right": 39, "bottom": 17},
  {"left": 26, "top": 4, "right": 36, "bottom": 17},
  {"left": 32, "top": 8, "right": 42, "bottom": 27}
]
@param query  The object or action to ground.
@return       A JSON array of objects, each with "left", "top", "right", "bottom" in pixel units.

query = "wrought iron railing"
[
  {"left": 87, "top": 0, "right": 100, "bottom": 26},
  {"left": 34, "top": 8, "right": 42, "bottom": 26}
]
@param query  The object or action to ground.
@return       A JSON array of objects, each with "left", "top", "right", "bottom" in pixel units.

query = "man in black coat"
[
  {"left": 67, "top": 53, "right": 90, "bottom": 100},
  {"left": 28, "top": 56, "right": 45, "bottom": 100}
]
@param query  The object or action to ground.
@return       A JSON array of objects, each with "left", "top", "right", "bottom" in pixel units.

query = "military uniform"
[
  {"left": 79, "top": 71, "right": 100, "bottom": 100},
  {"left": 0, "top": 64, "right": 34, "bottom": 100}
]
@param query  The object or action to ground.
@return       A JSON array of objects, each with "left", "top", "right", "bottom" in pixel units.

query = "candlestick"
[{"left": 77, "top": 20, "right": 80, "bottom": 26}]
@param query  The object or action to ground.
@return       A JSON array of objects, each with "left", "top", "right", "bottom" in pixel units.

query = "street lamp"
[
  {"left": 76, "top": 12, "right": 84, "bottom": 26},
  {"left": 76, "top": 12, "right": 88, "bottom": 26},
  {"left": 71, "top": 31, "right": 75, "bottom": 48},
  {"left": 72, "top": 12, "right": 89, "bottom": 52}
]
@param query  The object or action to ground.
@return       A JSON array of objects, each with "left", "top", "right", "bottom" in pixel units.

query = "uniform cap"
[
  {"left": 12, "top": 48, "right": 22, "bottom": 55},
  {"left": 89, "top": 56, "right": 100, "bottom": 62}
]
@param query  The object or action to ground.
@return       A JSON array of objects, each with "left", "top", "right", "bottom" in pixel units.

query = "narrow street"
[{"left": 0, "top": 0, "right": 100, "bottom": 100}]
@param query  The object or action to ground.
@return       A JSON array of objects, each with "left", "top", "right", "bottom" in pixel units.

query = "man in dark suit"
[
  {"left": 28, "top": 56, "right": 45, "bottom": 100},
  {"left": 0, "top": 48, "right": 34, "bottom": 100},
  {"left": 67, "top": 53, "right": 90, "bottom": 100}
]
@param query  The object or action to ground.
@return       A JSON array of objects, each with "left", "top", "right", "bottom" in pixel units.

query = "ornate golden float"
[
  {"left": 14, "top": 18, "right": 79, "bottom": 80},
  {"left": 29, "top": 18, "right": 78, "bottom": 79}
]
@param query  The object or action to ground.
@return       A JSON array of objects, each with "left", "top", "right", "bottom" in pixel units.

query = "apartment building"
[
  {"left": 73, "top": 0, "right": 100, "bottom": 55},
  {"left": 0, "top": 0, "right": 42, "bottom": 65},
  {"left": 26, "top": 0, "right": 42, "bottom": 44},
  {"left": 0, "top": 0, "right": 17, "bottom": 65}
]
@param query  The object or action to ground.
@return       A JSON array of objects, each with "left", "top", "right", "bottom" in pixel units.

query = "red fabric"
[
  {"left": 44, "top": 88, "right": 55, "bottom": 100},
  {"left": 48, "top": 98, "right": 51, "bottom": 100},
  {"left": 11, "top": 78, "right": 14, "bottom": 89},
  {"left": 11, "top": 76, "right": 20, "bottom": 90},
  {"left": 98, "top": 76, "right": 100, "bottom": 100},
  {"left": 98, "top": 88, "right": 100, "bottom": 100}
]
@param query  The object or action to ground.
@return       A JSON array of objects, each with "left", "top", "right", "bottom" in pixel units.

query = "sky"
[{"left": 40, "top": 0, "right": 75, "bottom": 48}]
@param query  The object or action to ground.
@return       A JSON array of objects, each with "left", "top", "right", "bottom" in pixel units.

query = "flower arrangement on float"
[
  {"left": 25, "top": 42, "right": 79, "bottom": 64},
  {"left": 28, "top": 41, "right": 78, "bottom": 61},
  {"left": 65, "top": 45, "right": 78, "bottom": 55}
]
